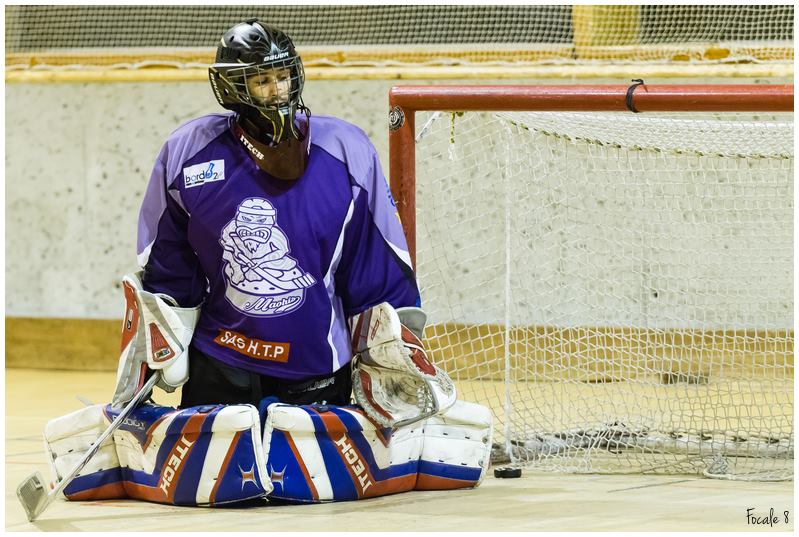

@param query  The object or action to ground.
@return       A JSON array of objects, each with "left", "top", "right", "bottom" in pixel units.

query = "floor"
[{"left": 5, "top": 369, "right": 794, "bottom": 532}]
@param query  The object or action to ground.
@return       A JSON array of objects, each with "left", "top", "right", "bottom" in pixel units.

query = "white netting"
[
  {"left": 5, "top": 5, "right": 794, "bottom": 70},
  {"left": 414, "top": 110, "right": 793, "bottom": 481}
]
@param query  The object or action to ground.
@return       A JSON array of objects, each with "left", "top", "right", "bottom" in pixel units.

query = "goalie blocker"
[
  {"left": 112, "top": 271, "right": 200, "bottom": 407},
  {"left": 44, "top": 399, "right": 492, "bottom": 505}
]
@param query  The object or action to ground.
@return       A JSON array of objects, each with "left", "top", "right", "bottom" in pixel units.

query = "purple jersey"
[{"left": 137, "top": 113, "right": 419, "bottom": 380}]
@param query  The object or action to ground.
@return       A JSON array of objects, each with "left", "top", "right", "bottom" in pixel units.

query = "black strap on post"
[{"left": 626, "top": 79, "right": 645, "bottom": 113}]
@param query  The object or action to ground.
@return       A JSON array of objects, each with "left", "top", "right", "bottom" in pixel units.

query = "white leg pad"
[
  {"left": 44, "top": 405, "right": 124, "bottom": 499},
  {"left": 417, "top": 400, "right": 494, "bottom": 489},
  {"left": 264, "top": 403, "right": 425, "bottom": 502},
  {"left": 43, "top": 403, "right": 272, "bottom": 505},
  {"left": 263, "top": 400, "right": 493, "bottom": 502}
]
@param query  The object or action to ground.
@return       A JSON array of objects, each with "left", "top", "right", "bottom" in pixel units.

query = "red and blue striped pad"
[
  {"left": 58, "top": 403, "right": 271, "bottom": 506},
  {"left": 264, "top": 401, "right": 489, "bottom": 503}
]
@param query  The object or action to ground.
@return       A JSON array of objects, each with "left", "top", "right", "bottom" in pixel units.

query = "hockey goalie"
[
  {"left": 45, "top": 297, "right": 491, "bottom": 506},
  {"left": 39, "top": 18, "right": 492, "bottom": 511}
]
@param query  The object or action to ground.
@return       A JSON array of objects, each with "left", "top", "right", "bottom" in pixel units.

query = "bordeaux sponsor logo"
[
  {"left": 239, "top": 134, "right": 265, "bottom": 160},
  {"left": 184, "top": 160, "right": 225, "bottom": 188},
  {"left": 334, "top": 435, "right": 373, "bottom": 494},
  {"left": 158, "top": 435, "right": 194, "bottom": 496}
]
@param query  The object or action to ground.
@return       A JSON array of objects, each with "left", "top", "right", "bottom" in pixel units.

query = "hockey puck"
[{"left": 493, "top": 467, "right": 522, "bottom": 479}]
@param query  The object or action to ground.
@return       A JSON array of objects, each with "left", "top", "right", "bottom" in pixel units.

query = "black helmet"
[{"left": 209, "top": 19, "right": 308, "bottom": 145}]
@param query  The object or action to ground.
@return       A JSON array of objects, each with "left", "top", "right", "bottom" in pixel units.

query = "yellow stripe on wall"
[
  {"left": 425, "top": 323, "right": 794, "bottom": 382},
  {"left": 5, "top": 318, "right": 793, "bottom": 384},
  {"left": 6, "top": 317, "right": 121, "bottom": 371}
]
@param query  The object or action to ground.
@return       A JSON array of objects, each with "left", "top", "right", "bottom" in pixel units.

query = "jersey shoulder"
[
  {"left": 167, "top": 112, "right": 233, "bottom": 142},
  {"left": 160, "top": 113, "right": 233, "bottom": 186},
  {"left": 310, "top": 115, "right": 372, "bottom": 145},
  {"left": 310, "top": 115, "right": 380, "bottom": 188}
]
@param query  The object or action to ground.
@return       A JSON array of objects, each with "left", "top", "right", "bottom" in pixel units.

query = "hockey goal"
[{"left": 388, "top": 84, "right": 794, "bottom": 481}]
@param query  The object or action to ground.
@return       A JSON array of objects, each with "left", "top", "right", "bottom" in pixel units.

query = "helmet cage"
[
  {"left": 209, "top": 18, "right": 307, "bottom": 145},
  {"left": 211, "top": 56, "right": 306, "bottom": 144}
]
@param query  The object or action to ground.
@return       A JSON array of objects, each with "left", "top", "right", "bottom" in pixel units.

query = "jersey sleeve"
[
  {"left": 335, "top": 145, "right": 420, "bottom": 317},
  {"left": 136, "top": 143, "right": 206, "bottom": 307}
]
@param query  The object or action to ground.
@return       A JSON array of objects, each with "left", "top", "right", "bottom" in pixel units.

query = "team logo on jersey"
[
  {"left": 219, "top": 197, "right": 316, "bottom": 317},
  {"left": 183, "top": 160, "right": 225, "bottom": 188}
]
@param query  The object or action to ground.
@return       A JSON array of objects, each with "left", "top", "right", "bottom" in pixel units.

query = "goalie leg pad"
[
  {"left": 264, "top": 403, "right": 424, "bottom": 502},
  {"left": 263, "top": 400, "right": 493, "bottom": 502},
  {"left": 44, "top": 403, "right": 272, "bottom": 506},
  {"left": 416, "top": 400, "right": 494, "bottom": 490},
  {"left": 44, "top": 405, "right": 125, "bottom": 501}
]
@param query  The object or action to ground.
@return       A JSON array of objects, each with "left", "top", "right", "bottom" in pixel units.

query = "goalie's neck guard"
[{"left": 232, "top": 114, "right": 311, "bottom": 181}]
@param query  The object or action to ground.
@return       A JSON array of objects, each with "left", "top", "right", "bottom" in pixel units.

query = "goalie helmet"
[{"left": 209, "top": 19, "right": 310, "bottom": 180}]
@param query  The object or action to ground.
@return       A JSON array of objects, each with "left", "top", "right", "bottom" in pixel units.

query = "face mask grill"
[
  {"left": 223, "top": 59, "right": 305, "bottom": 112},
  {"left": 212, "top": 56, "right": 306, "bottom": 144}
]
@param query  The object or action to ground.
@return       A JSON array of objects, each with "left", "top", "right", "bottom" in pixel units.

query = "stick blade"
[{"left": 17, "top": 471, "right": 51, "bottom": 522}]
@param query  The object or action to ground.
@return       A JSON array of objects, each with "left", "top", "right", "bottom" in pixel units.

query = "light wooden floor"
[{"left": 5, "top": 369, "right": 794, "bottom": 532}]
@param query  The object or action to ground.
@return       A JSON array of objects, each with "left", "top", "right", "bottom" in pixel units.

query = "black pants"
[{"left": 180, "top": 346, "right": 353, "bottom": 408}]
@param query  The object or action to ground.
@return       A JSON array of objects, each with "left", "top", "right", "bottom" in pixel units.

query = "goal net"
[
  {"left": 392, "top": 86, "right": 793, "bottom": 481},
  {"left": 5, "top": 5, "right": 793, "bottom": 71}
]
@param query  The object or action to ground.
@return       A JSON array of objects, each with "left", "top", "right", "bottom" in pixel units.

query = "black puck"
[{"left": 493, "top": 467, "right": 522, "bottom": 479}]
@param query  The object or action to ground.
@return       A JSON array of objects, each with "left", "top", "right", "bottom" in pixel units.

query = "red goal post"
[{"left": 388, "top": 84, "right": 794, "bottom": 267}]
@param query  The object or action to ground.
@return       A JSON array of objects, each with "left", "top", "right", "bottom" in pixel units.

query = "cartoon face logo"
[
  {"left": 235, "top": 201, "right": 275, "bottom": 257},
  {"left": 220, "top": 198, "right": 316, "bottom": 317}
]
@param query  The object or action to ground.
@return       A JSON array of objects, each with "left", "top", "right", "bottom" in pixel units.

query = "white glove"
[
  {"left": 349, "top": 302, "right": 456, "bottom": 428},
  {"left": 112, "top": 271, "right": 200, "bottom": 408}
]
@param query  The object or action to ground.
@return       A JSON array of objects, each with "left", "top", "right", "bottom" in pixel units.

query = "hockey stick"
[{"left": 16, "top": 371, "right": 160, "bottom": 522}]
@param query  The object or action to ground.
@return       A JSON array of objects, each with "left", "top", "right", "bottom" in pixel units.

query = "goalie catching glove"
[
  {"left": 112, "top": 271, "right": 200, "bottom": 408},
  {"left": 349, "top": 302, "right": 456, "bottom": 428}
]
